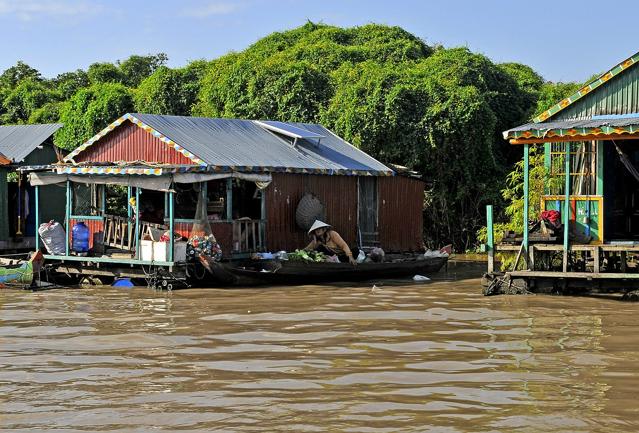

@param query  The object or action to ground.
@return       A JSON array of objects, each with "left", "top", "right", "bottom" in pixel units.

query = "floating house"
[
  {"left": 0, "top": 124, "right": 64, "bottom": 251},
  {"left": 488, "top": 50, "right": 639, "bottom": 292},
  {"left": 25, "top": 113, "right": 424, "bottom": 280}
]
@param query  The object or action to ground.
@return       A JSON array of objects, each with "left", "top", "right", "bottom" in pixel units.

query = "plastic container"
[{"left": 72, "top": 222, "right": 90, "bottom": 253}]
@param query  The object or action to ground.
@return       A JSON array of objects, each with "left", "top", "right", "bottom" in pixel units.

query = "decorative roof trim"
[
  {"left": 506, "top": 124, "right": 639, "bottom": 140},
  {"left": 533, "top": 51, "right": 639, "bottom": 123},
  {"left": 63, "top": 113, "right": 207, "bottom": 166}
]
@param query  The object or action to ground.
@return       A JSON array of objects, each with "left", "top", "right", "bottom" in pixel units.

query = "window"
[
  {"left": 548, "top": 141, "right": 598, "bottom": 195},
  {"left": 206, "top": 179, "right": 227, "bottom": 221},
  {"left": 72, "top": 183, "right": 103, "bottom": 216}
]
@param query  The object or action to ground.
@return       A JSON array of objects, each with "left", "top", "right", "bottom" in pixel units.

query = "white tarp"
[{"left": 28, "top": 171, "right": 272, "bottom": 191}]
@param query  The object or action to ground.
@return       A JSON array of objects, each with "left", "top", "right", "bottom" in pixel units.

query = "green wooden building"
[
  {"left": 0, "top": 124, "right": 65, "bottom": 252},
  {"left": 487, "top": 49, "right": 639, "bottom": 289}
]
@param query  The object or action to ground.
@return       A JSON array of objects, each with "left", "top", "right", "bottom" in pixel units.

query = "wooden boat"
[
  {"left": 0, "top": 251, "right": 44, "bottom": 288},
  {"left": 214, "top": 253, "right": 448, "bottom": 286}
]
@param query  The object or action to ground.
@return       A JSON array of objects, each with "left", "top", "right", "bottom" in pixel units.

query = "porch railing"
[{"left": 232, "top": 219, "right": 263, "bottom": 253}]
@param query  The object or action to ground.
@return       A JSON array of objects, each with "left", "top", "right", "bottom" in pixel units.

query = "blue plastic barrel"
[{"left": 72, "top": 222, "right": 90, "bottom": 253}]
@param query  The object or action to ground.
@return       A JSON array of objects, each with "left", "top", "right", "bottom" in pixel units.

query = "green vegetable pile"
[{"left": 288, "top": 249, "right": 326, "bottom": 263}]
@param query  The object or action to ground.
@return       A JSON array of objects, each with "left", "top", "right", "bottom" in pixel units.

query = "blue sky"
[{"left": 0, "top": 0, "right": 637, "bottom": 83}]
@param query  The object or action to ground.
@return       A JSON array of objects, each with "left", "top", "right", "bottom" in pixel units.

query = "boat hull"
[{"left": 219, "top": 256, "right": 448, "bottom": 286}]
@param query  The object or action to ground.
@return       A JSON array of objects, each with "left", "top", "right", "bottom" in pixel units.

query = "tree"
[
  {"left": 0, "top": 61, "right": 42, "bottom": 88},
  {"left": 52, "top": 70, "right": 90, "bottom": 99},
  {"left": 118, "top": 53, "right": 168, "bottom": 87},
  {"left": 87, "top": 62, "right": 124, "bottom": 85},
  {"left": 134, "top": 61, "right": 207, "bottom": 116},
  {"left": 55, "top": 83, "right": 134, "bottom": 150},
  {"left": 28, "top": 102, "right": 61, "bottom": 124},
  {"left": 1, "top": 79, "right": 53, "bottom": 123}
]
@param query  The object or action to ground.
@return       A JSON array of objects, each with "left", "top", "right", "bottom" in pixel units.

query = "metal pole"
[
  {"left": 35, "top": 185, "right": 40, "bottom": 251},
  {"left": 486, "top": 204, "right": 494, "bottom": 273},
  {"left": 523, "top": 144, "right": 530, "bottom": 268},
  {"left": 563, "top": 143, "right": 571, "bottom": 272}
]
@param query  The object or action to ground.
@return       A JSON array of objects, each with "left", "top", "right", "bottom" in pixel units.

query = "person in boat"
[{"left": 305, "top": 220, "right": 358, "bottom": 265}]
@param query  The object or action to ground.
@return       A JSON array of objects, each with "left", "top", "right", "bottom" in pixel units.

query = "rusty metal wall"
[
  {"left": 265, "top": 173, "right": 358, "bottom": 252},
  {"left": 378, "top": 176, "right": 424, "bottom": 251},
  {"left": 74, "top": 121, "right": 195, "bottom": 165}
]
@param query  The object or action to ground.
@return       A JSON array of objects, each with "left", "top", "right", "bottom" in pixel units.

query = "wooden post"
[
  {"left": 34, "top": 185, "right": 40, "bottom": 251},
  {"left": 563, "top": 142, "right": 571, "bottom": 272},
  {"left": 226, "top": 178, "right": 233, "bottom": 221},
  {"left": 65, "top": 180, "right": 71, "bottom": 256},
  {"left": 523, "top": 144, "right": 530, "bottom": 268},
  {"left": 486, "top": 204, "right": 494, "bottom": 273},
  {"left": 169, "top": 190, "right": 174, "bottom": 263}
]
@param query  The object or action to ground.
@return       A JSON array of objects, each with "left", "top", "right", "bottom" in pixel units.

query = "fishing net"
[{"left": 187, "top": 185, "right": 222, "bottom": 262}]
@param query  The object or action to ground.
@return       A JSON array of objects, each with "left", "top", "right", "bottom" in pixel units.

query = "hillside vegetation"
[{"left": 0, "top": 22, "right": 581, "bottom": 250}]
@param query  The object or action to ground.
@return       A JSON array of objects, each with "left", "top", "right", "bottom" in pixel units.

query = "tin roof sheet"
[
  {"left": 65, "top": 113, "right": 393, "bottom": 176},
  {"left": 0, "top": 123, "right": 62, "bottom": 163}
]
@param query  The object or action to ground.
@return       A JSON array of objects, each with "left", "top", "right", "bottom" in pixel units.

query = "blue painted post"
[
  {"left": 523, "top": 144, "right": 530, "bottom": 268},
  {"left": 563, "top": 143, "right": 571, "bottom": 272},
  {"left": 65, "top": 180, "right": 70, "bottom": 256},
  {"left": 34, "top": 185, "right": 40, "bottom": 251},
  {"left": 169, "top": 190, "right": 174, "bottom": 263},
  {"left": 135, "top": 187, "right": 140, "bottom": 260},
  {"left": 486, "top": 204, "right": 494, "bottom": 273},
  {"left": 260, "top": 189, "right": 266, "bottom": 249}
]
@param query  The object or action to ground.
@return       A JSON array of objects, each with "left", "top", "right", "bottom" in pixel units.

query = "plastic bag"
[{"left": 38, "top": 221, "right": 66, "bottom": 255}]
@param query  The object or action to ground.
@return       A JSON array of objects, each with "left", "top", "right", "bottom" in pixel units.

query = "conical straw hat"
[{"left": 308, "top": 220, "right": 331, "bottom": 235}]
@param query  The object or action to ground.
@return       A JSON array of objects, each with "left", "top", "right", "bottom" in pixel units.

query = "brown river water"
[{"left": 2, "top": 261, "right": 639, "bottom": 432}]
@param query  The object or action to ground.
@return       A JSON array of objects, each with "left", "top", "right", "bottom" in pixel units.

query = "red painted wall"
[{"left": 73, "top": 120, "right": 195, "bottom": 165}]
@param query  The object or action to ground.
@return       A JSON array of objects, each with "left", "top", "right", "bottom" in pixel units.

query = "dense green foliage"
[
  {"left": 0, "top": 23, "right": 583, "bottom": 249},
  {"left": 56, "top": 83, "right": 134, "bottom": 150}
]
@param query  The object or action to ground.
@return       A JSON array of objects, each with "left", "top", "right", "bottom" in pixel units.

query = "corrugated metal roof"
[
  {"left": 0, "top": 124, "right": 62, "bottom": 163},
  {"left": 503, "top": 116, "right": 639, "bottom": 140},
  {"left": 128, "top": 113, "right": 392, "bottom": 175}
]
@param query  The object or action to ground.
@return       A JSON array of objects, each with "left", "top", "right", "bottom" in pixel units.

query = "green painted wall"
[
  {"left": 555, "top": 65, "right": 639, "bottom": 120},
  {"left": 545, "top": 198, "right": 601, "bottom": 242}
]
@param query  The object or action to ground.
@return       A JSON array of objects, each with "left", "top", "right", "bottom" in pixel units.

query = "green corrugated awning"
[{"left": 503, "top": 116, "right": 639, "bottom": 142}]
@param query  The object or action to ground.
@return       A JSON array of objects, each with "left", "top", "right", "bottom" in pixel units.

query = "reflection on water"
[{"left": 2, "top": 262, "right": 639, "bottom": 432}]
